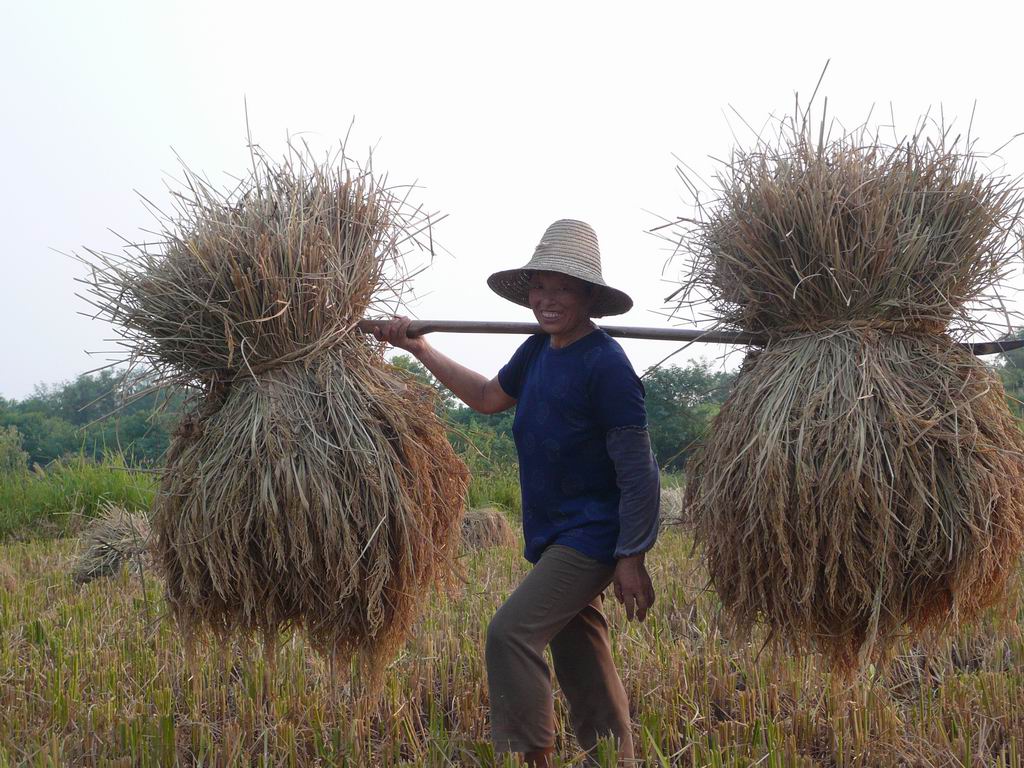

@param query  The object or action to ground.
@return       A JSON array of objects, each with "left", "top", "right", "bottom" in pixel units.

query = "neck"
[{"left": 549, "top": 320, "right": 596, "bottom": 349}]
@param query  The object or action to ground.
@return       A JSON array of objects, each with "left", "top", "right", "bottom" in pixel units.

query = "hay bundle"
[
  {"left": 659, "top": 487, "right": 686, "bottom": 527},
  {"left": 674, "top": 117, "right": 1024, "bottom": 668},
  {"left": 462, "top": 507, "right": 517, "bottom": 551},
  {"left": 72, "top": 506, "right": 150, "bottom": 585},
  {"left": 82, "top": 142, "right": 469, "bottom": 670}
]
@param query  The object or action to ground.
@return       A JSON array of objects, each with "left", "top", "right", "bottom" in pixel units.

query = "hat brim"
[{"left": 486, "top": 267, "right": 633, "bottom": 318}]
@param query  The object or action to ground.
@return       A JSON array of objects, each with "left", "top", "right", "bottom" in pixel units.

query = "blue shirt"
[{"left": 498, "top": 329, "right": 647, "bottom": 564}]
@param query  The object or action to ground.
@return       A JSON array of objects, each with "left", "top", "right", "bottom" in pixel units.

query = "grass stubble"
[{"left": 0, "top": 529, "right": 1020, "bottom": 766}]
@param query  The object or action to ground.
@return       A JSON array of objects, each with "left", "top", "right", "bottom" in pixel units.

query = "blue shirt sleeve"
[
  {"left": 587, "top": 343, "right": 647, "bottom": 431},
  {"left": 497, "top": 334, "right": 543, "bottom": 400}
]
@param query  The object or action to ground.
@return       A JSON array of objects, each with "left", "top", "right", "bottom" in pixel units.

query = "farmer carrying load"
[{"left": 374, "top": 219, "right": 660, "bottom": 765}]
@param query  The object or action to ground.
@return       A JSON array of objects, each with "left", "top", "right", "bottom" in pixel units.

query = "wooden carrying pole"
[{"left": 356, "top": 319, "right": 1024, "bottom": 357}]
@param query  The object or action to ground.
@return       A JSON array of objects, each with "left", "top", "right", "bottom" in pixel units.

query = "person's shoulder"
[
  {"left": 583, "top": 329, "right": 635, "bottom": 372},
  {"left": 519, "top": 333, "right": 549, "bottom": 358},
  {"left": 500, "top": 333, "right": 548, "bottom": 396},
  {"left": 505, "top": 333, "right": 547, "bottom": 372},
  {"left": 511, "top": 333, "right": 547, "bottom": 356},
  {"left": 589, "top": 327, "right": 626, "bottom": 358},
  {"left": 595, "top": 329, "right": 629, "bottom": 357},
  {"left": 526, "top": 332, "right": 548, "bottom": 347}
]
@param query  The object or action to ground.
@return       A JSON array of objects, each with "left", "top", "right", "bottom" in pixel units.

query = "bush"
[
  {"left": 0, "top": 453, "right": 156, "bottom": 540},
  {"left": 0, "top": 425, "right": 29, "bottom": 474}
]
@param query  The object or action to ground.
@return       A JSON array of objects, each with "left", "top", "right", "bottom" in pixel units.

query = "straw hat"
[{"left": 486, "top": 219, "right": 633, "bottom": 317}]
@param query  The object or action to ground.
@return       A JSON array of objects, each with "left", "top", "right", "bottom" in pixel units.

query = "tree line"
[
  {"left": 3, "top": 345, "right": 1023, "bottom": 475},
  {"left": 0, "top": 369, "right": 183, "bottom": 469},
  {"left": 0, "top": 357, "right": 735, "bottom": 474}
]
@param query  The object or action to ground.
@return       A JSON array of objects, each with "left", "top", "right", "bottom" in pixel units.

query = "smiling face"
[{"left": 527, "top": 271, "right": 596, "bottom": 347}]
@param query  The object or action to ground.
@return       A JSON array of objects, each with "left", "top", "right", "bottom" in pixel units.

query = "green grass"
[
  {"left": 468, "top": 469, "right": 522, "bottom": 517},
  {"left": 1, "top": 457, "right": 515, "bottom": 540},
  {"left": 0, "top": 457, "right": 666, "bottom": 539},
  {"left": 660, "top": 471, "right": 685, "bottom": 489},
  {"left": 0, "top": 454, "right": 156, "bottom": 540},
  {"left": 0, "top": 528, "right": 1021, "bottom": 766},
  {"left": 466, "top": 470, "right": 684, "bottom": 515}
]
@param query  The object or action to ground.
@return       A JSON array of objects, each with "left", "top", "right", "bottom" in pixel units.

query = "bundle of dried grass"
[
  {"left": 461, "top": 507, "right": 517, "bottom": 551},
  {"left": 80, "top": 141, "right": 469, "bottom": 671},
  {"left": 672, "top": 114, "right": 1024, "bottom": 668},
  {"left": 659, "top": 487, "right": 686, "bottom": 527},
  {"left": 72, "top": 506, "right": 150, "bottom": 585}
]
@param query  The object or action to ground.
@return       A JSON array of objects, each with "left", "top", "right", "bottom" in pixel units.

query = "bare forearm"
[
  {"left": 373, "top": 316, "right": 512, "bottom": 414},
  {"left": 416, "top": 344, "right": 495, "bottom": 412}
]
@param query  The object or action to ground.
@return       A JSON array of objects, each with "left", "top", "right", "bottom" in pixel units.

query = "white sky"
[{"left": 3, "top": 0, "right": 1024, "bottom": 400}]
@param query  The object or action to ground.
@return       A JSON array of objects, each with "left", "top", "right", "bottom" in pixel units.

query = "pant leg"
[
  {"left": 550, "top": 593, "right": 635, "bottom": 759},
  {"left": 486, "top": 545, "right": 615, "bottom": 754}
]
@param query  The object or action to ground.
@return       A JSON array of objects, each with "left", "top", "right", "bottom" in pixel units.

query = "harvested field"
[{"left": 1, "top": 529, "right": 1020, "bottom": 766}]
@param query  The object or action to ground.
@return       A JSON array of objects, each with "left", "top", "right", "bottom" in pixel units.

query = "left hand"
[{"left": 613, "top": 553, "right": 655, "bottom": 621}]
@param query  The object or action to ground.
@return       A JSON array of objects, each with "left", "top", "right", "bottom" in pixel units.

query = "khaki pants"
[{"left": 486, "top": 545, "right": 634, "bottom": 758}]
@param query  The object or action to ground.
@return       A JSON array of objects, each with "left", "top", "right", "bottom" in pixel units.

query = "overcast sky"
[{"left": 3, "top": 0, "right": 1024, "bottom": 400}]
